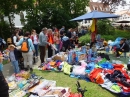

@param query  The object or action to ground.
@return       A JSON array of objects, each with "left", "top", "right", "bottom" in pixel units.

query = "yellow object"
[
  {"left": 119, "top": 51, "right": 122, "bottom": 55},
  {"left": 91, "top": 18, "right": 96, "bottom": 32}
]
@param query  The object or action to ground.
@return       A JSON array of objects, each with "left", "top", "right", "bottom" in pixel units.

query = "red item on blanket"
[
  {"left": 118, "top": 83, "right": 130, "bottom": 92},
  {"left": 69, "top": 93, "right": 82, "bottom": 97},
  {"left": 89, "top": 68, "right": 103, "bottom": 82}
]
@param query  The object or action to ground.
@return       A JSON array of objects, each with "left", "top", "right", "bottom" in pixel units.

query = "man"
[
  {"left": 39, "top": 28, "right": 50, "bottom": 65},
  {"left": 0, "top": 71, "right": 9, "bottom": 97},
  {"left": 116, "top": 39, "right": 129, "bottom": 58}
]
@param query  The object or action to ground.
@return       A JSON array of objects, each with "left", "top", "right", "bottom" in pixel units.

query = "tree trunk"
[{"left": 8, "top": 15, "right": 13, "bottom": 33}]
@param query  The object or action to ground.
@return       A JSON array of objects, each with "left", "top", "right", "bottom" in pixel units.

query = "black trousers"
[
  {"left": 39, "top": 46, "right": 46, "bottom": 63},
  {"left": 116, "top": 48, "right": 123, "bottom": 57},
  {"left": 48, "top": 45, "right": 53, "bottom": 58}
]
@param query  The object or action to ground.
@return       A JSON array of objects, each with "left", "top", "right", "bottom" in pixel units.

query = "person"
[
  {"left": 0, "top": 37, "right": 4, "bottom": 52},
  {"left": 0, "top": 55, "right": 9, "bottom": 97},
  {"left": 116, "top": 39, "right": 129, "bottom": 58},
  {"left": 47, "top": 29, "right": 54, "bottom": 58},
  {"left": 30, "top": 29, "right": 39, "bottom": 58},
  {"left": 12, "top": 29, "right": 20, "bottom": 45},
  {"left": 39, "top": 28, "right": 50, "bottom": 64},
  {"left": 8, "top": 45, "right": 20, "bottom": 74},
  {"left": 67, "top": 28, "right": 72, "bottom": 39},
  {"left": 90, "top": 32, "right": 96, "bottom": 48},
  {"left": 16, "top": 32, "right": 35, "bottom": 72},
  {"left": 19, "top": 29, "right": 24, "bottom": 36},
  {"left": 54, "top": 32, "right": 60, "bottom": 54}
]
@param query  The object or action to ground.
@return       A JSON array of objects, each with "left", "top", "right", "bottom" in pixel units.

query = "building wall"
[{"left": 4, "top": 11, "right": 26, "bottom": 28}]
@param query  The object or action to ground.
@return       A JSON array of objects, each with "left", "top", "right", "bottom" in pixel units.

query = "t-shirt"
[
  {"left": 13, "top": 36, "right": 18, "bottom": 45},
  {"left": 33, "top": 35, "right": 38, "bottom": 44}
]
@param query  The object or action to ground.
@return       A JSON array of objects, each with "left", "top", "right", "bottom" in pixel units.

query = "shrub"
[
  {"left": 79, "top": 34, "right": 91, "bottom": 45},
  {"left": 97, "top": 19, "right": 115, "bottom": 35}
]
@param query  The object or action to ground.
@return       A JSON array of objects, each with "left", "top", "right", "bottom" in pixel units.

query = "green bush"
[
  {"left": 97, "top": 19, "right": 115, "bottom": 35},
  {"left": 79, "top": 34, "right": 91, "bottom": 45},
  {"left": 114, "top": 29, "right": 130, "bottom": 39},
  {"left": 102, "top": 35, "right": 115, "bottom": 41}
]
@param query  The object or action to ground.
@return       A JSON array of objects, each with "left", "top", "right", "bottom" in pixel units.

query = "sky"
[{"left": 92, "top": 0, "right": 130, "bottom": 12}]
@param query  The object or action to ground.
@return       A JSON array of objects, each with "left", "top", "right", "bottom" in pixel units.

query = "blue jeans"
[
  {"left": 34, "top": 44, "right": 38, "bottom": 57},
  {"left": 55, "top": 44, "right": 60, "bottom": 54},
  {"left": 11, "top": 61, "right": 20, "bottom": 74}
]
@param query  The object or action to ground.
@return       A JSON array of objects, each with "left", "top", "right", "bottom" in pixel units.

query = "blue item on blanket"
[
  {"left": 119, "top": 92, "right": 130, "bottom": 97},
  {"left": 86, "top": 62, "right": 95, "bottom": 71},
  {"left": 109, "top": 37, "right": 122, "bottom": 47},
  {"left": 99, "top": 62, "right": 113, "bottom": 69}
]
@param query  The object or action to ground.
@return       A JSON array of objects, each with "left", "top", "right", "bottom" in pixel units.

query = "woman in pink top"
[
  {"left": 54, "top": 32, "right": 60, "bottom": 54},
  {"left": 30, "top": 29, "right": 39, "bottom": 58}
]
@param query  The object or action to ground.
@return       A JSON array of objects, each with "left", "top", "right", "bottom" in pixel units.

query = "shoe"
[
  {"left": 30, "top": 68, "right": 33, "bottom": 72},
  {"left": 24, "top": 68, "right": 29, "bottom": 71},
  {"left": 117, "top": 56, "right": 120, "bottom": 58}
]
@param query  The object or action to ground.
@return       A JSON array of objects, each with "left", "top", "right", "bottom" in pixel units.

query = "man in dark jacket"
[
  {"left": 0, "top": 71, "right": 9, "bottom": 97},
  {"left": 116, "top": 39, "right": 129, "bottom": 58}
]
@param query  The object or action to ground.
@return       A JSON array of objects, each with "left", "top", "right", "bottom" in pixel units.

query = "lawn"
[{"left": 33, "top": 70, "right": 117, "bottom": 97}]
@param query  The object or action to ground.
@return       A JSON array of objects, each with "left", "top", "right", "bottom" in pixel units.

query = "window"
[
  {"left": 95, "top": 7, "right": 98, "bottom": 10},
  {"left": 85, "top": 20, "right": 87, "bottom": 23}
]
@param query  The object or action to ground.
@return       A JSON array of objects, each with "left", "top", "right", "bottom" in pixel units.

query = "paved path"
[
  {"left": 3, "top": 58, "right": 40, "bottom": 77},
  {"left": 3, "top": 50, "right": 53, "bottom": 77}
]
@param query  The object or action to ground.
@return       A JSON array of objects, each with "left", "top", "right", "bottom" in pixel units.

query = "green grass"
[{"left": 32, "top": 70, "right": 117, "bottom": 97}]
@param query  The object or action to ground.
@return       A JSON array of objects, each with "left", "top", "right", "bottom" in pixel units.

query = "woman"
[
  {"left": 47, "top": 29, "right": 54, "bottom": 58},
  {"left": 12, "top": 29, "right": 20, "bottom": 45},
  {"left": 16, "top": 32, "right": 35, "bottom": 72},
  {"left": 54, "top": 32, "right": 60, "bottom": 54},
  {"left": 31, "top": 29, "right": 39, "bottom": 58}
]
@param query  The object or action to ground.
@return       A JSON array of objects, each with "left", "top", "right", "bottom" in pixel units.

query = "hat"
[
  {"left": 8, "top": 44, "right": 15, "bottom": 49},
  {"left": 0, "top": 52, "right": 3, "bottom": 59}
]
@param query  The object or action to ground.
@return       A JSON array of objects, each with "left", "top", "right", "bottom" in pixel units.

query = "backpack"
[
  {"left": 21, "top": 38, "right": 29, "bottom": 53},
  {"left": 0, "top": 38, "right": 3, "bottom": 46}
]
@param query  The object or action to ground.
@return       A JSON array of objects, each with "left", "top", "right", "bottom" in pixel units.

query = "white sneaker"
[{"left": 117, "top": 56, "right": 120, "bottom": 58}]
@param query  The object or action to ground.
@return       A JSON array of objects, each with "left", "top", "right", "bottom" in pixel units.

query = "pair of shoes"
[{"left": 30, "top": 68, "right": 33, "bottom": 72}]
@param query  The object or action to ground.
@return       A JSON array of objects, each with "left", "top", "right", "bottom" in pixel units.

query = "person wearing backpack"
[{"left": 16, "top": 32, "right": 35, "bottom": 72}]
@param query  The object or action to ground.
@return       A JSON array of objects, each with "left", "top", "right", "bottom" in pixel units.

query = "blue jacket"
[{"left": 16, "top": 37, "right": 34, "bottom": 52}]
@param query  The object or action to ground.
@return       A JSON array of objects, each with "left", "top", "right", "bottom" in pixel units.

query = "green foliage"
[
  {"left": 97, "top": 19, "right": 115, "bottom": 35},
  {"left": 0, "top": 21, "right": 10, "bottom": 40},
  {"left": 102, "top": 30, "right": 130, "bottom": 41},
  {"left": 23, "top": 0, "right": 89, "bottom": 32},
  {"left": 79, "top": 34, "right": 91, "bottom": 45}
]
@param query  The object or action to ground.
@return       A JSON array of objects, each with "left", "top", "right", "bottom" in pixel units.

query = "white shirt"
[
  {"left": 13, "top": 36, "right": 18, "bottom": 45},
  {"left": 33, "top": 35, "right": 38, "bottom": 44}
]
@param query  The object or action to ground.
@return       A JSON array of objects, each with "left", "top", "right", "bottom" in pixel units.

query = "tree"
[
  {"left": 24, "top": 0, "right": 89, "bottom": 32},
  {"left": 101, "top": 0, "right": 127, "bottom": 12},
  {"left": 97, "top": 19, "right": 115, "bottom": 35}
]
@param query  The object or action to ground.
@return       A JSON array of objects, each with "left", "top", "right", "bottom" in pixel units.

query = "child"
[
  {"left": 0, "top": 54, "right": 3, "bottom": 71},
  {"left": 8, "top": 45, "right": 20, "bottom": 74}
]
